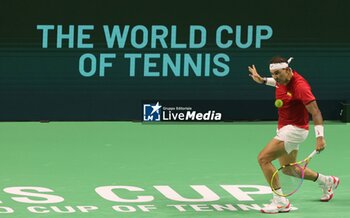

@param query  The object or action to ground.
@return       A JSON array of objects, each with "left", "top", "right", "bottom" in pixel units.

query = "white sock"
[
  {"left": 316, "top": 173, "right": 328, "bottom": 185},
  {"left": 273, "top": 188, "right": 286, "bottom": 200}
]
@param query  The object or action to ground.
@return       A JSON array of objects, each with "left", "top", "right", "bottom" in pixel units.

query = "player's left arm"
[{"left": 305, "top": 101, "right": 326, "bottom": 152}]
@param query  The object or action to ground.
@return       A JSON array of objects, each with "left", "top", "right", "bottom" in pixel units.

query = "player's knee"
[{"left": 257, "top": 153, "right": 270, "bottom": 166}]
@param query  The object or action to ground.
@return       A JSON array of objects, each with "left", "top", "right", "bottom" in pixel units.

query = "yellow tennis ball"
[{"left": 275, "top": 99, "right": 283, "bottom": 108}]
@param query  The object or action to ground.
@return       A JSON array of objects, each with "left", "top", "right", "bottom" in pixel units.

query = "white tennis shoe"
[
  {"left": 319, "top": 176, "right": 340, "bottom": 202},
  {"left": 260, "top": 197, "right": 291, "bottom": 214}
]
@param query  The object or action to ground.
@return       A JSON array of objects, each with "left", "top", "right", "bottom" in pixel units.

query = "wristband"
[
  {"left": 314, "top": 125, "right": 324, "bottom": 138},
  {"left": 266, "top": 78, "right": 277, "bottom": 87},
  {"left": 262, "top": 77, "right": 267, "bottom": 84}
]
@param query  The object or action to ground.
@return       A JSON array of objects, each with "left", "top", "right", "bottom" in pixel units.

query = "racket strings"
[
  {"left": 281, "top": 164, "right": 303, "bottom": 178},
  {"left": 272, "top": 164, "right": 304, "bottom": 196}
]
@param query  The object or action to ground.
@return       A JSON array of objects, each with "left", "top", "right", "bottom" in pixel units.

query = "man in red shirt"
[{"left": 248, "top": 56, "right": 340, "bottom": 214}]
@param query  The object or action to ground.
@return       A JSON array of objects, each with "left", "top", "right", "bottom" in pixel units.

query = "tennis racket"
[{"left": 270, "top": 150, "right": 318, "bottom": 197}]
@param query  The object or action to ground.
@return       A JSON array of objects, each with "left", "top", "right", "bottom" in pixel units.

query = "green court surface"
[{"left": 0, "top": 121, "right": 349, "bottom": 217}]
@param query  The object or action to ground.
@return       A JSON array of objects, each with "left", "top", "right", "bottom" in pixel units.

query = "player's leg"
[
  {"left": 278, "top": 150, "right": 339, "bottom": 202},
  {"left": 258, "top": 125, "right": 303, "bottom": 189},
  {"left": 257, "top": 138, "right": 285, "bottom": 185},
  {"left": 282, "top": 147, "right": 340, "bottom": 201},
  {"left": 303, "top": 167, "right": 318, "bottom": 180},
  {"left": 260, "top": 125, "right": 307, "bottom": 214},
  {"left": 303, "top": 167, "right": 340, "bottom": 201},
  {"left": 278, "top": 149, "right": 298, "bottom": 177},
  {"left": 258, "top": 138, "right": 291, "bottom": 214}
]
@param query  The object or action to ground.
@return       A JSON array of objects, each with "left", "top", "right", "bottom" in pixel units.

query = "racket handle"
[{"left": 308, "top": 150, "right": 318, "bottom": 159}]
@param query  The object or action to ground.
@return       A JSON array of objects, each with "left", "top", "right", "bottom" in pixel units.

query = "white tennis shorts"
[{"left": 274, "top": 125, "right": 309, "bottom": 154}]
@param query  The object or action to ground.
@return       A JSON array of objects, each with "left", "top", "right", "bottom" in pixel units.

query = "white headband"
[{"left": 269, "top": 57, "right": 294, "bottom": 70}]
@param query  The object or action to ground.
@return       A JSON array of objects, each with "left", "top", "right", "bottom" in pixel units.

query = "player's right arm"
[{"left": 305, "top": 101, "right": 326, "bottom": 152}]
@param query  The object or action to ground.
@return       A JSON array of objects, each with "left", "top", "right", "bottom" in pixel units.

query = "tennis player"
[{"left": 248, "top": 56, "right": 340, "bottom": 214}]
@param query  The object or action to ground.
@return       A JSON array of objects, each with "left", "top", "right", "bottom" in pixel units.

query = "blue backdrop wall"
[{"left": 0, "top": 0, "right": 349, "bottom": 121}]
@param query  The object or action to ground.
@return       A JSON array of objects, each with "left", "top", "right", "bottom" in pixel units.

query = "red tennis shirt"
[{"left": 276, "top": 71, "right": 316, "bottom": 130}]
